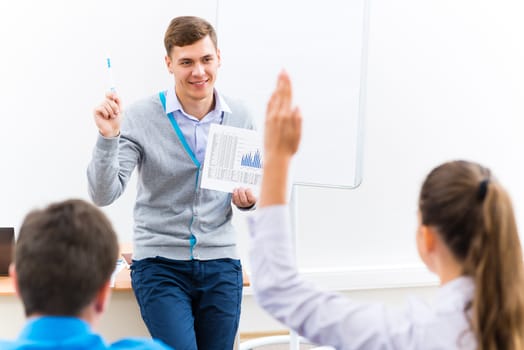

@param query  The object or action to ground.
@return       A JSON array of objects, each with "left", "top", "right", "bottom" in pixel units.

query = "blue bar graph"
[{"left": 241, "top": 150, "right": 263, "bottom": 169}]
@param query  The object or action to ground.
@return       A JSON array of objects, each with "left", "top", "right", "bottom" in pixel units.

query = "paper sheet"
[
  {"left": 201, "top": 124, "right": 263, "bottom": 194},
  {"left": 110, "top": 257, "right": 128, "bottom": 288}
]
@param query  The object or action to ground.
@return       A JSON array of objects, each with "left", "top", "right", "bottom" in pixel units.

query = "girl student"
[{"left": 248, "top": 71, "right": 524, "bottom": 350}]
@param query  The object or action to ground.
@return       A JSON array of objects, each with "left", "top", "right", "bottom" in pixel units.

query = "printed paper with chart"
[{"left": 201, "top": 124, "right": 263, "bottom": 194}]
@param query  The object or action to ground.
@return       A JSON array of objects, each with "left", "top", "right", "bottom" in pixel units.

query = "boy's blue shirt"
[{"left": 0, "top": 316, "right": 172, "bottom": 350}]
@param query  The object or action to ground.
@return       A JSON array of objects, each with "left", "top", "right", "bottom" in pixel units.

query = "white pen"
[{"left": 106, "top": 56, "right": 116, "bottom": 93}]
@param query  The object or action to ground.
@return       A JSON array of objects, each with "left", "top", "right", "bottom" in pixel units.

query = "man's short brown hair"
[
  {"left": 15, "top": 199, "right": 119, "bottom": 316},
  {"left": 164, "top": 16, "right": 218, "bottom": 56}
]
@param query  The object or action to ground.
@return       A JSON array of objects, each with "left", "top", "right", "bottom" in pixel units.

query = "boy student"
[
  {"left": 88, "top": 16, "right": 256, "bottom": 350},
  {"left": 0, "top": 199, "right": 171, "bottom": 349},
  {"left": 248, "top": 71, "right": 524, "bottom": 349}
]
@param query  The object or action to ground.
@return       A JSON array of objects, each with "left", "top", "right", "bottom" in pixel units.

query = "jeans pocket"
[{"left": 218, "top": 258, "right": 242, "bottom": 271}]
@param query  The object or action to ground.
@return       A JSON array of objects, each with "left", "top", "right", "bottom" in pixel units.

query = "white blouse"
[{"left": 248, "top": 205, "right": 476, "bottom": 350}]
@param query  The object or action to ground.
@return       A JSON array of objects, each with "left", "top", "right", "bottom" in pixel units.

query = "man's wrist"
[
  {"left": 237, "top": 202, "right": 257, "bottom": 211},
  {"left": 100, "top": 130, "right": 120, "bottom": 138}
]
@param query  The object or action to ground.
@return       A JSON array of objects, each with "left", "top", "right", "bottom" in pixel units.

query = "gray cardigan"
[{"left": 87, "top": 93, "right": 256, "bottom": 261}]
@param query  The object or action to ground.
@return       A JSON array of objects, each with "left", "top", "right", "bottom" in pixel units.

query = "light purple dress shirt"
[
  {"left": 248, "top": 205, "right": 476, "bottom": 350},
  {"left": 164, "top": 87, "right": 231, "bottom": 163}
]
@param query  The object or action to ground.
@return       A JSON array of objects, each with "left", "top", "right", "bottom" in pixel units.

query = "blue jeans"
[{"left": 131, "top": 257, "right": 243, "bottom": 350}]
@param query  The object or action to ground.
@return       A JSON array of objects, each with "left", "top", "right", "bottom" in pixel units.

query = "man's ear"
[
  {"left": 165, "top": 55, "right": 173, "bottom": 74},
  {"left": 9, "top": 263, "right": 21, "bottom": 297},
  {"left": 217, "top": 48, "right": 221, "bottom": 67}
]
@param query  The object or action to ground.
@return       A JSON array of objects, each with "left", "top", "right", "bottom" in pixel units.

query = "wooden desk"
[
  {"left": 0, "top": 276, "right": 15, "bottom": 296},
  {"left": 0, "top": 267, "right": 133, "bottom": 295},
  {"left": 0, "top": 258, "right": 250, "bottom": 295}
]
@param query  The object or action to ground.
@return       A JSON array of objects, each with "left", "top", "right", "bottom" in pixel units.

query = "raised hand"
[
  {"left": 264, "top": 71, "right": 302, "bottom": 161},
  {"left": 93, "top": 92, "right": 122, "bottom": 137},
  {"left": 259, "top": 71, "right": 302, "bottom": 207}
]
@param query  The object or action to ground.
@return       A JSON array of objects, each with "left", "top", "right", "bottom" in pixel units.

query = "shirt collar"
[
  {"left": 434, "top": 275, "right": 474, "bottom": 313},
  {"left": 165, "top": 86, "right": 232, "bottom": 118},
  {"left": 18, "top": 316, "right": 93, "bottom": 341}
]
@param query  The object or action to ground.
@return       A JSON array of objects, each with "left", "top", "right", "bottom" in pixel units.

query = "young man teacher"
[{"left": 88, "top": 16, "right": 256, "bottom": 350}]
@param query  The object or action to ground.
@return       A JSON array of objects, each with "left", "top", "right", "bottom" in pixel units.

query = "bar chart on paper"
[
  {"left": 201, "top": 124, "right": 263, "bottom": 194},
  {"left": 241, "top": 150, "right": 263, "bottom": 169}
]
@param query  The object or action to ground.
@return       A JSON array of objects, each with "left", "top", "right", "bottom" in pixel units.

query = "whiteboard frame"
[
  {"left": 293, "top": 0, "right": 370, "bottom": 190},
  {"left": 216, "top": 0, "right": 370, "bottom": 190}
]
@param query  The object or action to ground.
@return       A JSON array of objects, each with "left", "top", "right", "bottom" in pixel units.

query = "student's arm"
[
  {"left": 258, "top": 71, "right": 301, "bottom": 208},
  {"left": 249, "top": 72, "right": 406, "bottom": 349}
]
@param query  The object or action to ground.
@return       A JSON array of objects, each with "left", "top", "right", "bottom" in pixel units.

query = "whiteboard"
[{"left": 216, "top": 0, "right": 369, "bottom": 188}]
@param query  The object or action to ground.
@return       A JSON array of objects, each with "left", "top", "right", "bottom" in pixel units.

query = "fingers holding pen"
[
  {"left": 94, "top": 93, "right": 121, "bottom": 120},
  {"left": 105, "top": 92, "right": 121, "bottom": 118},
  {"left": 92, "top": 56, "right": 122, "bottom": 136},
  {"left": 94, "top": 104, "right": 115, "bottom": 120},
  {"left": 106, "top": 91, "right": 121, "bottom": 106},
  {"left": 93, "top": 92, "right": 122, "bottom": 138}
]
